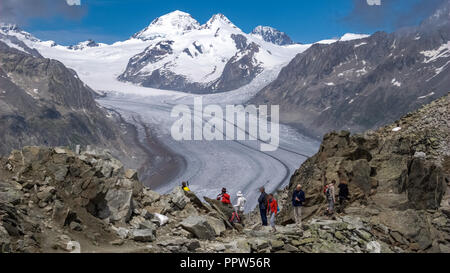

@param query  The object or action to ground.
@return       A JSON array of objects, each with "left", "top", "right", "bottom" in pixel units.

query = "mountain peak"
[
  {"left": 251, "top": 25, "right": 294, "bottom": 45},
  {"left": 133, "top": 10, "right": 200, "bottom": 40},
  {"left": 204, "top": 13, "right": 237, "bottom": 30},
  {"left": 68, "top": 39, "right": 100, "bottom": 50}
]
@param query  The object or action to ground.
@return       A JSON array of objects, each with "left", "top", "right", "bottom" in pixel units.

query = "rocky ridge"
[
  {"left": 0, "top": 40, "right": 148, "bottom": 172},
  {"left": 276, "top": 94, "right": 450, "bottom": 252},
  {"left": 0, "top": 146, "right": 408, "bottom": 253}
]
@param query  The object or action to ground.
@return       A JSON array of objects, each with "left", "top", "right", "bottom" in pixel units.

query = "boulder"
[
  {"left": 235, "top": 239, "right": 251, "bottom": 253},
  {"left": 130, "top": 216, "right": 157, "bottom": 230},
  {"left": 375, "top": 210, "right": 433, "bottom": 250},
  {"left": 248, "top": 238, "right": 269, "bottom": 251},
  {"left": 185, "top": 191, "right": 209, "bottom": 211},
  {"left": 111, "top": 226, "right": 130, "bottom": 240},
  {"left": 171, "top": 187, "right": 189, "bottom": 210},
  {"left": 96, "top": 158, "right": 123, "bottom": 178},
  {"left": 54, "top": 147, "right": 68, "bottom": 154},
  {"left": 124, "top": 169, "right": 138, "bottom": 180},
  {"left": 180, "top": 216, "right": 216, "bottom": 240},
  {"left": 36, "top": 186, "right": 56, "bottom": 203},
  {"left": 270, "top": 239, "right": 284, "bottom": 250},
  {"left": 414, "top": 152, "right": 427, "bottom": 159},
  {"left": 0, "top": 181, "right": 22, "bottom": 205},
  {"left": 351, "top": 159, "right": 372, "bottom": 195},
  {"left": 69, "top": 221, "right": 83, "bottom": 231},
  {"left": 47, "top": 165, "right": 68, "bottom": 183},
  {"left": 142, "top": 189, "right": 161, "bottom": 206},
  {"left": 105, "top": 188, "right": 132, "bottom": 223},
  {"left": 186, "top": 240, "right": 201, "bottom": 251},
  {"left": 204, "top": 216, "right": 226, "bottom": 236},
  {"left": 53, "top": 235, "right": 78, "bottom": 252},
  {"left": 407, "top": 158, "right": 446, "bottom": 210},
  {"left": 131, "top": 229, "right": 156, "bottom": 242}
]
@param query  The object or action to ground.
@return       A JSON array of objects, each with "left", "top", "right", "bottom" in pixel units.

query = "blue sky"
[{"left": 8, "top": 0, "right": 446, "bottom": 45}]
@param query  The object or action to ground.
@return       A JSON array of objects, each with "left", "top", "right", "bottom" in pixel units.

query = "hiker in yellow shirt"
[{"left": 181, "top": 181, "right": 190, "bottom": 192}]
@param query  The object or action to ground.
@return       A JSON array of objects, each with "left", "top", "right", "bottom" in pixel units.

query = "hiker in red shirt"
[
  {"left": 267, "top": 194, "right": 278, "bottom": 232},
  {"left": 217, "top": 188, "right": 231, "bottom": 205}
]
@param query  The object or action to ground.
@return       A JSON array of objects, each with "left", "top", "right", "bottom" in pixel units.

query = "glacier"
[{"left": 0, "top": 11, "right": 370, "bottom": 209}]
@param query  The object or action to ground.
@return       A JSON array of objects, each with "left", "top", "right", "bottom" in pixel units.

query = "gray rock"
[
  {"left": 105, "top": 188, "right": 132, "bottom": 223},
  {"left": 407, "top": 158, "right": 446, "bottom": 210},
  {"left": 131, "top": 229, "right": 156, "bottom": 242},
  {"left": 249, "top": 238, "right": 269, "bottom": 250},
  {"left": 142, "top": 189, "right": 161, "bottom": 205},
  {"left": 186, "top": 240, "right": 201, "bottom": 251},
  {"left": 283, "top": 244, "right": 298, "bottom": 252},
  {"left": 180, "top": 216, "right": 216, "bottom": 240},
  {"left": 36, "top": 187, "right": 55, "bottom": 202},
  {"left": 270, "top": 239, "right": 285, "bottom": 250},
  {"left": 54, "top": 148, "right": 67, "bottom": 154},
  {"left": 69, "top": 222, "right": 83, "bottom": 231},
  {"left": 112, "top": 226, "right": 130, "bottom": 240},
  {"left": 414, "top": 152, "right": 427, "bottom": 159},
  {"left": 171, "top": 186, "right": 189, "bottom": 210},
  {"left": 53, "top": 166, "right": 68, "bottom": 182},
  {"left": 439, "top": 244, "right": 450, "bottom": 253},
  {"left": 0, "top": 181, "right": 22, "bottom": 205},
  {"left": 204, "top": 216, "right": 226, "bottom": 236},
  {"left": 124, "top": 169, "right": 138, "bottom": 180}
]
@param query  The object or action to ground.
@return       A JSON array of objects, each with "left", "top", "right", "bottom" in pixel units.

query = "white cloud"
[
  {"left": 66, "top": 0, "right": 81, "bottom": 6},
  {"left": 367, "top": 0, "right": 381, "bottom": 6}
]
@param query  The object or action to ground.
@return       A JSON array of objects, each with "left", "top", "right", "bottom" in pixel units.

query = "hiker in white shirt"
[{"left": 233, "top": 191, "right": 246, "bottom": 224}]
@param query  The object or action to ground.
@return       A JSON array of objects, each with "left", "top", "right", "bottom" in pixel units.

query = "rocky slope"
[
  {"left": 250, "top": 0, "right": 450, "bottom": 139},
  {"left": 0, "top": 146, "right": 413, "bottom": 253},
  {"left": 276, "top": 93, "right": 450, "bottom": 252},
  {"left": 0, "top": 41, "right": 147, "bottom": 169},
  {"left": 1, "top": 94, "right": 448, "bottom": 253}
]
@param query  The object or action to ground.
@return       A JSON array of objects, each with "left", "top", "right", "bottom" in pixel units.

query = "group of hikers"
[{"left": 180, "top": 176, "right": 350, "bottom": 232}]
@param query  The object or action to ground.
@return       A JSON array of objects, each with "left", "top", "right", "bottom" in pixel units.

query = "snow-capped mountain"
[
  {"left": 0, "top": 11, "right": 370, "bottom": 95},
  {"left": 0, "top": 24, "right": 46, "bottom": 57},
  {"left": 118, "top": 11, "right": 309, "bottom": 93},
  {"left": 68, "top": 39, "right": 101, "bottom": 50},
  {"left": 250, "top": 26, "right": 294, "bottom": 46},
  {"left": 133, "top": 10, "right": 201, "bottom": 41}
]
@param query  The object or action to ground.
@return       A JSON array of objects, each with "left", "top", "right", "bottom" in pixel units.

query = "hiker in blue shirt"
[
  {"left": 292, "top": 184, "right": 306, "bottom": 228},
  {"left": 258, "top": 187, "right": 268, "bottom": 226}
]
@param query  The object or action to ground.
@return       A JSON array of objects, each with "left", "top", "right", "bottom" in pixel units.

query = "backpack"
[{"left": 325, "top": 186, "right": 331, "bottom": 199}]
